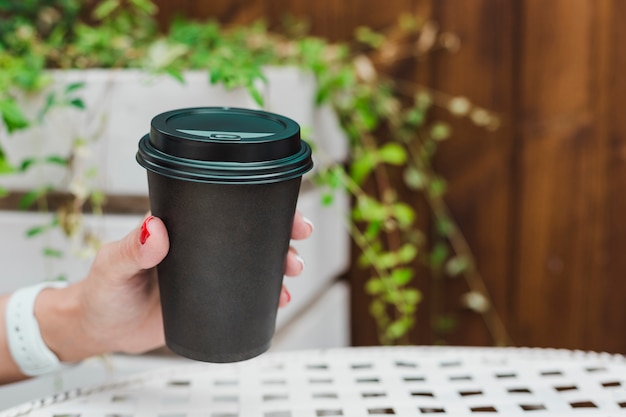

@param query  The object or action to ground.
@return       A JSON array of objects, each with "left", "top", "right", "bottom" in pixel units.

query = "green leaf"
[
  {"left": 166, "top": 68, "right": 185, "bottom": 84},
  {"left": 403, "top": 288, "right": 422, "bottom": 305},
  {"left": 354, "top": 195, "right": 387, "bottom": 223},
  {"left": 365, "top": 278, "right": 385, "bottom": 295},
  {"left": 433, "top": 314, "right": 457, "bottom": 334},
  {"left": 19, "top": 187, "right": 48, "bottom": 210},
  {"left": 397, "top": 243, "right": 418, "bottom": 263},
  {"left": 414, "top": 91, "right": 432, "bottom": 109},
  {"left": 392, "top": 202, "right": 415, "bottom": 228},
  {"left": 19, "top": 158, "right": 36, "bottom": 172},
  {"left": 38, "top": 92, "right": 57, "bottom": 122},
  {"left": 65, "top": 82, "right": 86, "bottom": 93},
  {"left": 45, "top": 155, "right": 69, "bottom": 166},
  {"left": 69, "top": 98, "right": 86, "bottom": 110},
  {"left": 355, "top": 26, "right": 385, "bottom": 48},
  {"left": 0, "top": 98, "right": 29, "bottom": 133},
  {"left": 436, "top": 217, "right": 454, "bottom": 237},
  {"left": 375, "top": 251, "right": 398, "bottom": 269},
  {"left": 430, "top": 122, "right": 451, "bottom": 141},
  {"left": 43, "top": 247, "right": 64, "bottom": 258},
  {"left": 350, "top": 151, "right": 377, "bottom": 185},
  {"left": 26, "top": 225, "right": 48, "bottom": 238},
  {"left": 390, "top": 268, "right": 413, "bottom": 286},
  {"left": 403, "top": 166, "right": 427, "bottom": 190},
  {"left": 429, "top": 242, "right": 449, "bottom": 267},
  {"left": 445, "top": 255, "right": 472, "bottom": 277},
  {"left": 246, "top": 85, "right": 265, "bottom": 107},
  {"left": 364, "top": 220, "right": 382, "bottom": 240},
  {"left": 90, "top": 190, "right": 106, "bottom": 208},
  {"left": 0, "top": 153, "right": 14, "bottom": 174},
  {"left": 130, "top": 0, "right": 158, "bottom": 15},
  {"left": 378, "top": 143, "right": 407, "bottom": 165},
  {"left": 405, "top": 108, "right": 425, "bottom": 126},
  {"left": 428, "top": 177, "right": 447, "bottom": 197},
  {"left": 321, "top": 193, "right": 334, "bottom": 206},
  {"left": 0, "top": 186, "right": 8, "bottom": 198},
  {"left": 93, "top": 0, "right": 120, "bottom": 20},
  {"left": 369, "top": 299, "right": 386, "bottom": 319},
  {"left": 385, "top": 316, "right": 414, "bottom": 340}
]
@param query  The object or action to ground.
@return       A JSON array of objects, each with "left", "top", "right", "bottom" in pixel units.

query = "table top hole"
[
  {"left": 315, "top": 409, "right": 343, "bottom": 416},
  {"left": 450, "top": 375, "right": 473, "bottom": 381},
  {"left": 111, "top": 395, "right": 136, "bottom": 403},
  {"left": 459, "top": 390, "right": 483, "bottom": 397},
  {"left": 357, "top": 377, "right": 380, "bottom": 384},
  {"left": 495, "top": 372, "right": 517, "bottom": 379},
  {"left": 263, "top": 394, "right": 289, "bottom": 402},
  {"left": 540, "top": 370, "right": 563, "bottom": 377},
  {"left": 262, "top": 379, "right": 287, "bottom": 386},
  {"left": 362, "top": 392, "right": 387, "bottom": 398},
  {"left": 412, "top": 391, "right": 435, "bottom": 397},
  {"left": 418, "top": 407, "right": 445, "bottom": 413},
  {"left": 570, "top": 401, "right": 597, "bottom": 409},
  {"left": 507, "top": 388, "right": 531, "bottom": 394},
  {"left": 214, "top": 380, "right": 238, "bottom": 386},
  {"left": 264, "top": 412, "right": 291, "bottom": 417},
  {"left": 439, "top": 361, "right": 462, "bottom": 368},
  {"left": 368, "top": 407, "right": 395, "bottom": 414},
  {"left": 403, "top": 376, "right": 426, "bottom": 382},
  {"left": 309, "top": 378, "right": 334, "bottom": 384},
  {"left": 585, "top": 366, "right": 607, "bottom": 373},
  {"left": 520, "top": 404, "right": 546, "bottom": 411},
  {"left": 554, "top": 385, "right": 577, "bottom": 392},
  {"left": 307, "top": 364, "right": 329, "bottom": 370},
  {"left": 395, "top": 361, "right": 417, "bottom": 368},
  {"left": 601, "top": 380, "right": 621, "bottom": 388},
  {"left": 352, "top": 363, "right": 373, "bottom": 369},
  {"left": 313, "top": 392, "right": 339, "bottom": 399},
  {"left": 470, "top": 406, "right": 497, "bottom": 413},
  {"left": 167, "top": 380, "right": 191, "bottom": 387}
]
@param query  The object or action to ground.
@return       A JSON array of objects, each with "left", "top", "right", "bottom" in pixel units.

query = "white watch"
[{"left": 5, "top": 281, "right": 69, "bottom": 376}]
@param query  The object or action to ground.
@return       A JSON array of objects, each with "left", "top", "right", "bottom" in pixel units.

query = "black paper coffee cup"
[{"left": 136, "top": 107, "right": 313, "bottom": 362}]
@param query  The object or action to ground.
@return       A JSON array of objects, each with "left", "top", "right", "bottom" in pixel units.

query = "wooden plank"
[
  {"left": 514, "top": 0, "right": 598, "bottom": 349},
  {"left": 584, "top": 0, "right": 626, "bottom": 354},
  {"left": 428, "top": 0, "right": 515, "bottom": 346},
  {"left": 154, "top": 0, "right": 415, "bottom": 40}
]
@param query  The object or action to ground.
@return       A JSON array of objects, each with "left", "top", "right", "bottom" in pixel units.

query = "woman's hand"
[{"left": 34, "top": 211, "right": 313, "bottom": 363}]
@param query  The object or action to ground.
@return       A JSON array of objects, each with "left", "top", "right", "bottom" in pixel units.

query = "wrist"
[{"left": 35, "top": 283, "right": 101, "bottom": 363}]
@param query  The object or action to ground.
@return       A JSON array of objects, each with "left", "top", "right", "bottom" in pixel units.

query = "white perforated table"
[{"left": 2, "top": 346, "right": 625, "bottom": 416}]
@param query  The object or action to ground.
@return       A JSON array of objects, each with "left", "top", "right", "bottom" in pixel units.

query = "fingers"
[
  {"left": 278, "top": 285, "right": 291, "bottom": 307},
  {"left": 91, "top": 215, "right": 170, "bottom": 283},
  {"left": 285, "top": 246, "right": 305, "bottom": 277},
  {"left": 291, "top": 210, "right": 314, "bottom": 240}
]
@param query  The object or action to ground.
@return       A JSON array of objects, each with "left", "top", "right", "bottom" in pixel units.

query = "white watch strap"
[{"left": 5, "top": 281, "right": 69, "bottom": 376}]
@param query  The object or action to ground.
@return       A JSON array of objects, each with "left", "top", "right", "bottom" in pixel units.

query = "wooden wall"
[{"left": 153, "top": 0, "right": 626, "bottom": 354}]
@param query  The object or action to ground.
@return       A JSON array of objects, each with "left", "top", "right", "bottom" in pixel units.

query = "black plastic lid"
[{"left": 136, "top": 107, "right": 313, "bottom": 184}]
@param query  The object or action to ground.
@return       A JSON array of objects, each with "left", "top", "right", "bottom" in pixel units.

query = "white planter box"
[
  {"left": 0, "top": 68, "right": 352, "bottom": 395},
  {"left": 0, "top": 68, "right": 347, "bottom": 195}
]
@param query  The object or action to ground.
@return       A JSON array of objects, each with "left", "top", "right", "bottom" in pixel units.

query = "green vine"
[{"left": 0, "top": 1, "right": 511, "bottom": 345}]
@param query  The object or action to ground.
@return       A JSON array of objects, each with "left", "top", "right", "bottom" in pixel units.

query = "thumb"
[{"left": 91, "top": 215, "right": 169, "bottom": 282}]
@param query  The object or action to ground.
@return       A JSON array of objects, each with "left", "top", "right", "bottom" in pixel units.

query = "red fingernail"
[{"left": 140, "top": 216, "right": 154, "bottom": 245}]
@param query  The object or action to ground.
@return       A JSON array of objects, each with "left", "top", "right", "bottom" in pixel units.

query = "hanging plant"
[{"left": 0, "top": 1, "right": 510, "bottom": 345}]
